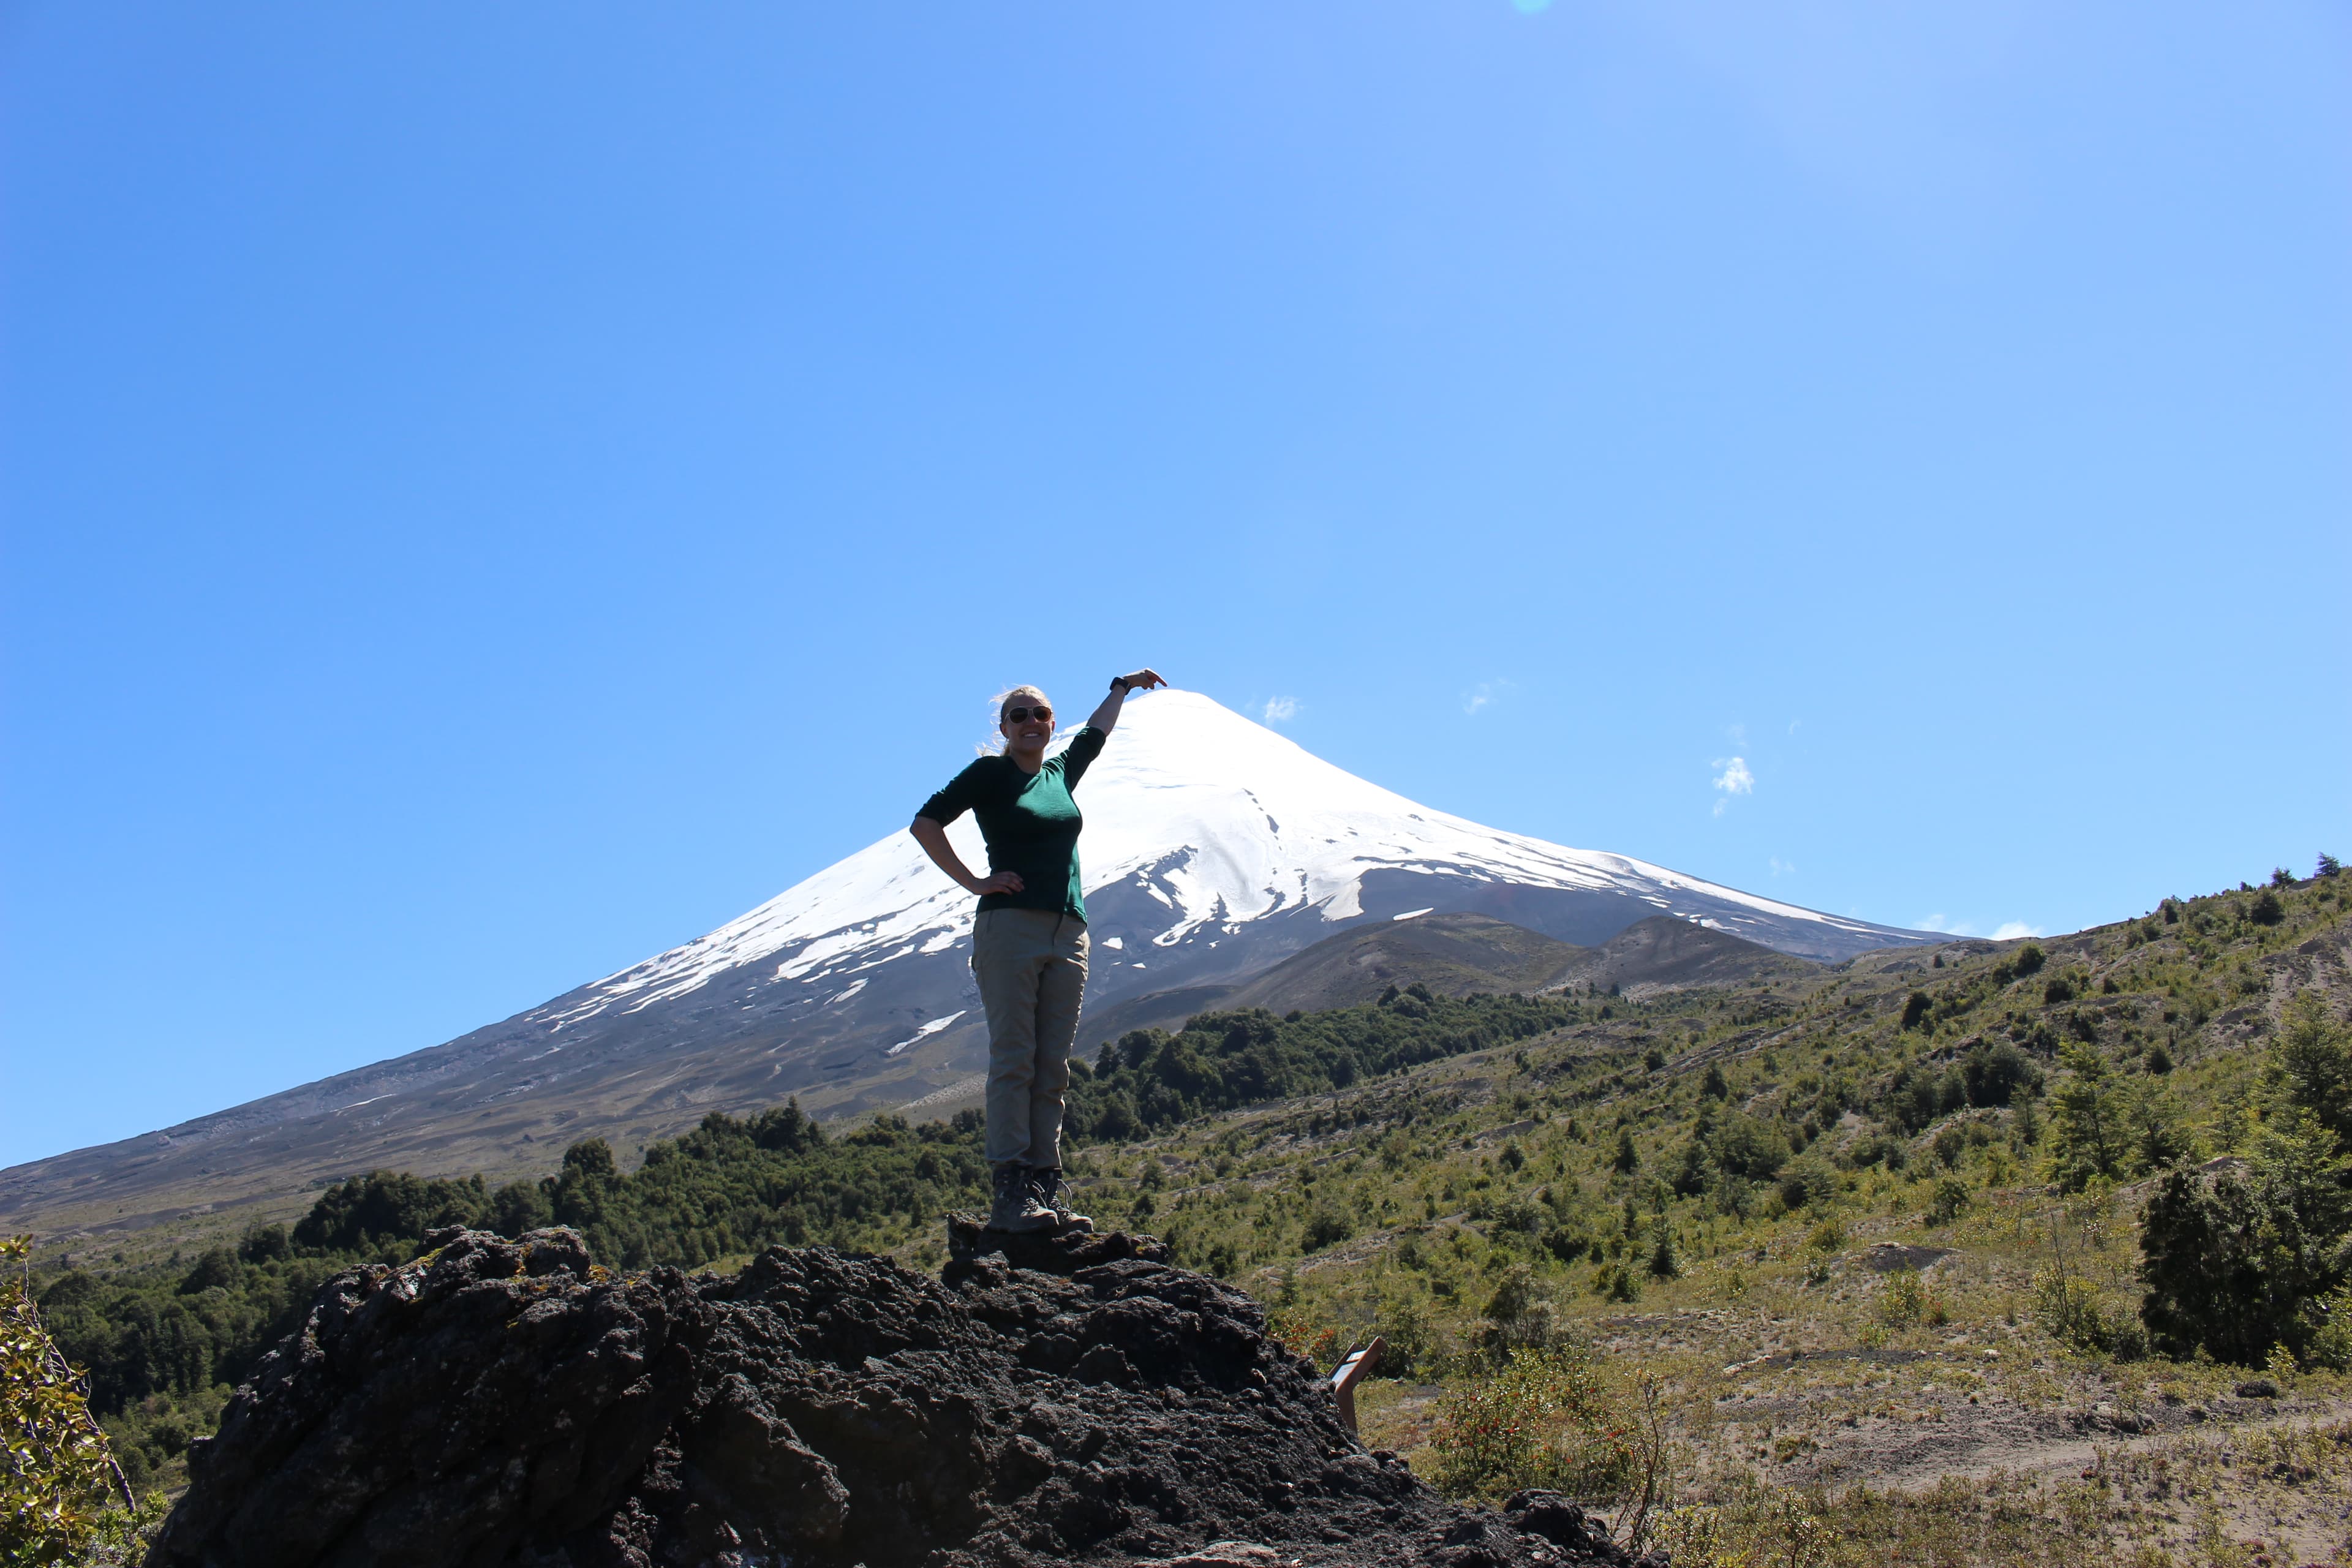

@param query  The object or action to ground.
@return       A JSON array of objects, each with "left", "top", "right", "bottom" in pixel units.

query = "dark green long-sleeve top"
[{"left": 914, "top": 726, "right": 1106, "bottom": 920}]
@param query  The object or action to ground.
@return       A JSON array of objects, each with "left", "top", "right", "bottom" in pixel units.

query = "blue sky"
[{"left": 4, "top": 2, "right": 2346, "bottom": 1169}]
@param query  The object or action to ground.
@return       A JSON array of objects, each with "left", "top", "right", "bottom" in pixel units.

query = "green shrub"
[
  {"left": 1302, "top": 1204, "right": 1354, "bottom": 1252},
  {"left": 2050, "top": 1044, "right": 2136, "bottom": 1189},
  {"left": 2304, "top": 1289, "right": 2352, "bottom": 1371},
  {"left": 1878, "top": 1268, "right": 1947, "bottom": 1329},
  {"left": 2138, "top": 1114, "right": 2352, "bottom": 1365},
  {"left": 1371, "top": 1292, "right": 1440, "bottom": 1379},
  {"left": 1928, "top": 1177, "right": 1971, "bottom": 1227},
  {"left": 3, "top": 1236, "right": 138, "bottom": 1564},
  {"left": 1591, "top": 1262, "right": 1642, "bottom": 1303},
  {"left": 2274, "top": 991, "right": 2352, "bottom": 1147},
  {"left": 1776, "top": 1156, "right": 1835, "bottom": 1210},
  {"left": 2032, "top": 1267, "right": 2141, "bottom": 1359},
  {"left": 1428, "top": 1345, "right": 1639, "bottom": 1503}
]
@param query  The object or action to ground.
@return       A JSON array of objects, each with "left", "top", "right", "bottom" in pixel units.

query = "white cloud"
[
  {"left": 1463, "top": 679, "right": 1512, "bottom": 717},
  {"left": 1913, "top": 914, "right": 2045, "bottom": 940},
  {"left": 1769, "top": 856, "right": 1796, "bottom": 878},
  {"left": 1710, "top": 756, "right": 1754, "bottom": 815},
  {"left": 1261, "top": 696, "right": 1298, "bottom": 724}
]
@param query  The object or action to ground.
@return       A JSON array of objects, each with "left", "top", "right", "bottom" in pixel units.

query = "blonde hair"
[{"left": 979, "top": 685, "right": 1052, "bottom": 755}]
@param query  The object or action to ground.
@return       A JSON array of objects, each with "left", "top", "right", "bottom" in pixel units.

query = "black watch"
[{"left": 1109, "top": 676, "right": 1129, "bottom": 693}]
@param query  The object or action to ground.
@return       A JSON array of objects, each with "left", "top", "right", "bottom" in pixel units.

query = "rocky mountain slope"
[
  {"left": 1076, "top": 912, "right": 1815, "bottom": 1045},
  {"left": 1, "top": 691, "right": 1928, "bottom": 1246}
]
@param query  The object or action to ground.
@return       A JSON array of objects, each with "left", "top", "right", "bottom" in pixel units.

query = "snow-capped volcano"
[
  {"left": 0, "top": 690, "right": 1931, "bottom": 1238},
  {"left": 567, "top": 688, "right": 1904, "bottom": 1034}
]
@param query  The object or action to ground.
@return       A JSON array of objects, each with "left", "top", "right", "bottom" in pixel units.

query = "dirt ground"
[{"left": 1354, "top": 1273, "right": 2352, "bottom": 1567}]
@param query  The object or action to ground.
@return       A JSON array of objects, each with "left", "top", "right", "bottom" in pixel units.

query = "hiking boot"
[
  {"left": 1025, "top": 1166, "right": 1093, "bottom": 1232},
  {"left": 987, "top": 1163, "right": 1056, "bottom": 1233}
]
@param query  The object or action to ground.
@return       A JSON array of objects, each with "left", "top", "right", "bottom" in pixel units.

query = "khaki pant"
[{"left": 971, "top": 907, "right": 1089, "bottom": 1169}]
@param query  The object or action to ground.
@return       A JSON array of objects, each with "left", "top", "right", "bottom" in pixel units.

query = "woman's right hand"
[{"left": 969, "top": 870, "right": 1025, "bottom": 896}]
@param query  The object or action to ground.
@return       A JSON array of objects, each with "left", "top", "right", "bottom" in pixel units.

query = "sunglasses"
[{"left": 1005, "top": 706, "right": 1053, "bottom": 725}]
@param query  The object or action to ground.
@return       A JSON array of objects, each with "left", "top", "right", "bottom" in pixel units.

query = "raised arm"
[{"left": 1084, "top": 668, "right": 1167, "bottom": 735}]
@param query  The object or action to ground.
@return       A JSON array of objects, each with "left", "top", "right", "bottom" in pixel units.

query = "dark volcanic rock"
[
  {"left": 944, "top": 1209, "right": 1172, "bottom": 1283},
  {"left": 148, "top": 1226, "right": 1633, "bottom": 1568}
]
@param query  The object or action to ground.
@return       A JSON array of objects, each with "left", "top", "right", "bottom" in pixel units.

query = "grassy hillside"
[
  {"left": 26, "top": 860, "right": 2352, "bottom": 1565},
  {"left": 1043, "top": 863, "right": 2352, "bottom": 1562}
]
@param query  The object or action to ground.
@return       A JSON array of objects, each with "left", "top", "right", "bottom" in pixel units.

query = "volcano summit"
[{"left": 2, "top": 690, "right": 1928, "bottom": 1240}]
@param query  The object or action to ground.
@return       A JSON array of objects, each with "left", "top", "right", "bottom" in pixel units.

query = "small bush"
[
  {"left": 2, "top": 1235, "right": 137, "bottom": 1564},
  {"left": 1776, "top": 1156, "right": 1836, "bottom": 1211},
  {"left": 2250, "top": 890, "right": 2285, "bottom": 926},
  {"left": 2033, "top": 1267, "right": 2136, "bottom": 1357},
  {"left": 1302, "top": 1204, "right": 1354, "bottom": 1252},
  {"left": 1428, "top": 1345, "right": 1639, "bottom": 1503},
  {"left": 1372, "top": 1292, "right": 1439, "bottom": 1379},
  {"left": 2305, "top": 1289, "right": 2352, "bottom": 1371},
  {"left": 1928, "top": 1177, "right": 1971, "bottom": 1226},
  {"left": 1878, "top": 1268, "right": 1947, "bottom": 1329},
  {"left": 1591, "top": 1262, "right": 1642, "bottom": 1303},
  {"left": 2043, "top": 975, "right": 2076, "bottom": 1005},
  {"left": 1901, "top": 992, "right": 1932, "bottom": 1031},
  {"left": 2013, "top": 942, "right": 2047, "bottom": 976},
  {"left": 1480, "top": 1264, "right": 1555, "bottom": 1358}
]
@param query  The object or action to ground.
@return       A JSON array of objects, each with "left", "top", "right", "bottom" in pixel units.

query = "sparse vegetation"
[{"left": 21, "top": 864, "right": 2352, "bottom": 1564}]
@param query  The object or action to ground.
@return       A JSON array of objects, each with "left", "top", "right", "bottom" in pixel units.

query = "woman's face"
[{"left": 1000, "top": 692, "right": 1054, "bottom": 756}]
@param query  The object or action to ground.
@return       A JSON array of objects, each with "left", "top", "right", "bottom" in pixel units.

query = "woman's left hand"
[{"left": 1117, "top": 669, "right": 1167, "bottom": 693}]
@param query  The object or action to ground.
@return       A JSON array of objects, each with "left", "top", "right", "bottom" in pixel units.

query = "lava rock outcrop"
[{"left": 145, "top": 1225, "right": 1646, "bottom": 1567}]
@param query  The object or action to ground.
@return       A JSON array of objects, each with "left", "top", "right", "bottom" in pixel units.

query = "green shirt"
[{"left": 916, "top": 726, "right": 1107, "bottom": 920}]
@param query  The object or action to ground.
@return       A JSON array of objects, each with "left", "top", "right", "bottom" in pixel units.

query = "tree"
[
  {"left": 2140, "top": 1114, "right": 2352, "bottom": 1364},
  {"left": 1961, "top": 1041, "right": 2040, "bottom": 1107},
  {"left": 2122, "top": 1079, "right": 2196, "bottom": 1174},
  {"left": 2274, "top": 991, "right": 2352, "bottom": 1150},
  {"left": 2049, "top": 1044, "right": 2132, "bottom": 1189},
  {"left": 1901, "top": 992, "right": 1932, "bottom": 1031},
  {"left": 1612, "top": 1129, "right": 1640, "bottom": 1174},
  {"left": 2320, "top": 854, "right": 2342, "bottom": 880},
  {"left": 2250, "top": 891, "right": 2285, "bottom": 927}
]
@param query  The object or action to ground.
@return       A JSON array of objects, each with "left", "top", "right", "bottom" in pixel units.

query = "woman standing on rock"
[{"left": 912, "top": 669, "right": 1166, "bottom": 1233}]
